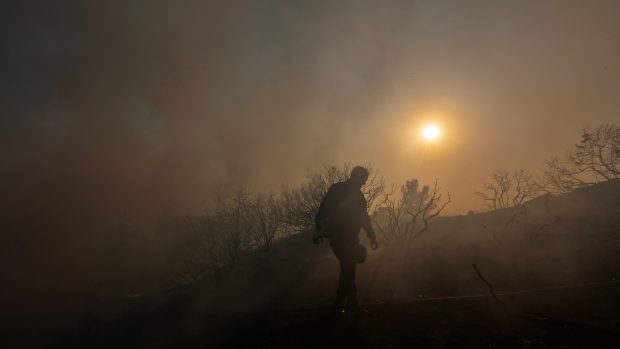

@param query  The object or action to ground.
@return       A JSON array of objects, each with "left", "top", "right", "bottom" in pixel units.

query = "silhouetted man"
[{"left": 313, "top": 166, "right": 378, "bottom": 313}]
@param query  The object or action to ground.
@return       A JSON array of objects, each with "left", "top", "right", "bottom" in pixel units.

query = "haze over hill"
[{"left": 48, "top": 179, "right": 620, "bottom": 347}]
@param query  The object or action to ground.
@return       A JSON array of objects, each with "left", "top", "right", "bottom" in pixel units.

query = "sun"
[{"left": 422, "top": 124, "right": 440, "bottom": 141}]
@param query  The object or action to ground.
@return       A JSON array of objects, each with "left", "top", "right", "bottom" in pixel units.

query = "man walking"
[{"left": 313, "top": 166, "right": 378, "bottom": 313}]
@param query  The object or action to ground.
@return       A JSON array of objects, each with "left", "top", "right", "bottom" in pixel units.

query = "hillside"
[{"left": 53, "top": 180, "right": 620, "bottom": 348}]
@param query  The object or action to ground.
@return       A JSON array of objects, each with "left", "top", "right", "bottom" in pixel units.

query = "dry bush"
[
  {"left": 372, "top": 179, "right": 451, "bottom": 243},
  {"left": 247, "top": 192, "right": 283, "bottom": 251},
  {"left": 475, "top": 169, "right": 541, "bottom": 210},
  {"left": 171, "top": 187, "right": 284, "bottom": 285},
  {"left": 172, "top": 163, "right": 387, "bottom": 286},
  {"left": 542, "top": 122, "right": 619, "bottom": 193}
]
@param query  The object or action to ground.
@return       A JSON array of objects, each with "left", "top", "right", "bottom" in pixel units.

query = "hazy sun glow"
[{"left": 422, "top": 124, "right": 440, "bottom": 141}]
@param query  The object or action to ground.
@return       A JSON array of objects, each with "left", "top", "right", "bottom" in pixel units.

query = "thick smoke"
[{"left": 1, "top": 0, "right": 620, "bottom": 336}]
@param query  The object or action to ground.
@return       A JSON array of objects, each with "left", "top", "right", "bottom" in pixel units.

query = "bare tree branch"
[
  {"left": 542, "top": 123, "right": 619, "bottom": 193},
  {"left": 476, "top": 169, "right": 541, "bottom": 210}
]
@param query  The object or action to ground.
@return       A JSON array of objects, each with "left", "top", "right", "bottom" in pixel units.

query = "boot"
[
  {"left": 332, "top": 296, "right": 346, "bottom": 314},
  {"left": 346, "top": 298, "right": 370, "bottom": 316}
]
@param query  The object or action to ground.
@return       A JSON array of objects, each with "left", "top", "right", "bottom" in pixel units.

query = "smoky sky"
[{"left": 2, "top": 0, "right": 620, "bottom": 225}]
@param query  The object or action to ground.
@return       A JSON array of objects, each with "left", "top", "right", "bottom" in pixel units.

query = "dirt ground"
[{"left": 215, "top": 283, "right": 620, "bottom": 349}]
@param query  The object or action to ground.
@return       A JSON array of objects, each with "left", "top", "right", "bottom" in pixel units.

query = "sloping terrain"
[{"left": 53, "top": 180, "right": 620, "bottom": 348}]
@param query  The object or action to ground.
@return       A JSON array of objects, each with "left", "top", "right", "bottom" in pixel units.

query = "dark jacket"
[{"left": 315, "top": 180, "right": 376, "bottom": 240}]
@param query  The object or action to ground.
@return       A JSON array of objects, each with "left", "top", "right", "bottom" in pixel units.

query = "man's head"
[{"left": 349, "top": 166, "right": 369, "bottom": 188}]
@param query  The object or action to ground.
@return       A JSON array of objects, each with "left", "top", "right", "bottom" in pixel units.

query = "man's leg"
[
  {"left": 334, "top": 259, "right": 348, "bottom": 310},
  {"left": 346, "top": 263, "right": 358, "bottom": 309},
  {"left": 330, "top": 236, "right": 358, "bottom": 311},
  {"left": 339, "top": 260, "right": 357, "bottom": 310},
  {"left": 344, "top": 262, "right": 358, "bottom": 310}
]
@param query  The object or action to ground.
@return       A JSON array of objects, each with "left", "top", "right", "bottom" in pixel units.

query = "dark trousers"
[
  {"left": 336, "top": 260, "right": 357, "bottom": 306},
  {"left": 328, "top": 231, "right": 359, "bottom": 308}
]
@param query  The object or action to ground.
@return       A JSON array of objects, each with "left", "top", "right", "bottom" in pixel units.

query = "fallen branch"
[{"left": 472, "top": 263, "right": 512, "bottom": 316}]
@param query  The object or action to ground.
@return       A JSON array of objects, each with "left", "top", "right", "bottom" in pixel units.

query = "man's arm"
[
  {"left": 361, "top": 214, "right": 376, "bottom": 240},
  {"left": 359, "top": 194, "right": 379, "bottom": 250}
]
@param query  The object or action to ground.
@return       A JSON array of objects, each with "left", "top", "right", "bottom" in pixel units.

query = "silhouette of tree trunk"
[
  {"left": 248, "top": 192, "right": 282, "bottom": 251},
  {"left": 171, "top": 187, "right": 256, "bottom": 286},
  {"left": 217, "top": 187, "right": 253, "bottom": 263}
]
